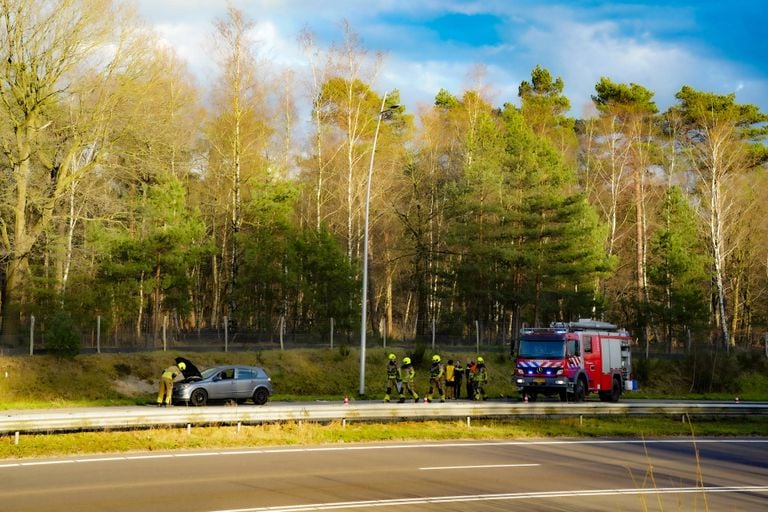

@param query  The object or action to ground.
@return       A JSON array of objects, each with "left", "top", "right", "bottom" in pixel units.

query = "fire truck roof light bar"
[{"left": 520, "top": 319, "right": 625, "bottom": 336}]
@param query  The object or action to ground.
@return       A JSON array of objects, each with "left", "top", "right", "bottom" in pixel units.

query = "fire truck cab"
[{"left": 514, "top": 319, "right": 632, "bottom": 402}]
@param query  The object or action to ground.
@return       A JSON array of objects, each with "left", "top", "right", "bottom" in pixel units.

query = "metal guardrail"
[{"left": 1, "top": 400, "right": 766, "bottom": 434}]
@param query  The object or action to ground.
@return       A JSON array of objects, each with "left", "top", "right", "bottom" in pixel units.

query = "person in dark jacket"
[
  {"left": 444, "top": 359, "right": 455, "bottom": 399},
  {"left": 453, "top": 359, "right": 464, "bottom": 399},
  {"left": 465, "top": 359, "right": 476, "bottom": 400}
]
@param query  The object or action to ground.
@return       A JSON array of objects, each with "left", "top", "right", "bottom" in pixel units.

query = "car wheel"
[
  {"left": 252, "top": 387, "right": 269, "bottom": 405},
  {"left": 190, "top": 388, "right": 208, "bottom": 406}
]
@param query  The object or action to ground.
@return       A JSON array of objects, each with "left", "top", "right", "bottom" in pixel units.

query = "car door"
[
  {"left": 208, "top": 368, "right": 236, "bottom": 399},
  {"left": 233, "top": 368, "right": 256, "bottom": 399}
]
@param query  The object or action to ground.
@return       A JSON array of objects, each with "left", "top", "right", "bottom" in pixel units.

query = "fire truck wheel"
[
  {"left": 609, "top": 377, "right": 622, "bottom": 402},
  {"left": 574, "top": 378, "right": 586, "bottom": 402}
]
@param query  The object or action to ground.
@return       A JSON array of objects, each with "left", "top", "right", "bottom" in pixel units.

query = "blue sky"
[{"left": 136, "top": 0, "right": 768, "bottom": 117}]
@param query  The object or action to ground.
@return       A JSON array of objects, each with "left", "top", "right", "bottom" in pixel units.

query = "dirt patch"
[{"left": 113, "top": 375, "right": 156, "bottom": 397}]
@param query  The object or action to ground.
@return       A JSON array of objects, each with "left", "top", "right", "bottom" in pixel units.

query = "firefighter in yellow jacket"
[
  {"left": 384, "top": 353, "right": 404, "bottom": 403},
  {"left": 426, "top": 354, "right": 445, "bottom": 402},
  {"left": 473, "top": 356, "right": 488, "bottom": 400},
  {"left": 157, "top": 362, "right": 186, "bottom": 406},
  {"left": 399, "top": 357, "right": 419, "bottom": 403}
]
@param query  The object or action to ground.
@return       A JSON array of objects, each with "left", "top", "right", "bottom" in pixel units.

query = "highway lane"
[{"left": 1, "top": 438, "right": 767, "bottom": 511}]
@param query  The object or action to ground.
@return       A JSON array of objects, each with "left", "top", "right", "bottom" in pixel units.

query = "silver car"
[{"left": 173, "top": 365, "right": 273, "bottom": 406}]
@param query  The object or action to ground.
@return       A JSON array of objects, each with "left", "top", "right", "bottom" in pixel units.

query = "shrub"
[{"left": 44, "top": 310, "right": 81, "bottom": 358}]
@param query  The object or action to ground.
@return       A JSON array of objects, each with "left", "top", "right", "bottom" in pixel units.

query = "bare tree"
[
  {"left": 0, "top": 0, "right": 144, "bottom": 336},
  {"left": 206, "top": 6, "right": 273, "bottom": 323},
  {"left": 673, "top": 86, "right": 768, "bottom": 348}
]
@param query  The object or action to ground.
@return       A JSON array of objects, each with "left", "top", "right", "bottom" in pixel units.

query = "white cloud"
[{"left": 135, "top": 0, "right": 768, "bottom": 118}]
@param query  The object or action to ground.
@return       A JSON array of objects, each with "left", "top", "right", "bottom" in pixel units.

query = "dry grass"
[{"left": 2, "top": 416, "right": 766, "bottom": 461}]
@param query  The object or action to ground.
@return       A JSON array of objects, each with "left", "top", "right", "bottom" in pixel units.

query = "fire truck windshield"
[{"left": 518, "top": 339, "right": 565, "bottom": 359}]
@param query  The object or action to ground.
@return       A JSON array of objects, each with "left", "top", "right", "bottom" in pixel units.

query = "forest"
[{"left": 1, "top": 0, "right": 767, "bottom": 354}]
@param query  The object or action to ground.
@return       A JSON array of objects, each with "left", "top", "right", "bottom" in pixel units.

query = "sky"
[{"left": 135, "top": 0, "right": 768, "bottom": 118}]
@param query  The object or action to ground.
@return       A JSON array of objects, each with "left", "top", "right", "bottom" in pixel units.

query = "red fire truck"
[{"left": 514, "top": 319, "right": 633, "bottom": 402}]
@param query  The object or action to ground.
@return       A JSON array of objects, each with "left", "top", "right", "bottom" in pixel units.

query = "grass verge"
[{"left": 2, "top": 416, "right": 766, "bottom": 460}]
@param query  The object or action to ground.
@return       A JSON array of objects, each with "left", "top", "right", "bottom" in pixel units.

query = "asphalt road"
[{"left": 1, "top": 438, "right": 767, "bottom": 511}]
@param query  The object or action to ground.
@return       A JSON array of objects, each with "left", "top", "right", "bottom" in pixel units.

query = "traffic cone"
[{"left": 344, "top": 395, "right": 349, "bottom": 405}]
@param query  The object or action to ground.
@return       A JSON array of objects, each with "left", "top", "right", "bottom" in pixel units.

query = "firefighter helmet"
[
  {"left": 178, "top": 362, "right": 186, "bottom": 371},
  {"left": 388, "top": 353, "right": 396, "bottom": 360},
  {"left": 477, "top": 357, "right": 484, "bottom": 363},
  {"left": 402, "top": 357, "right": 411, "bottom": 365},
  {"left": 432, "top": 355, "right": 441, "bottom": 363}
]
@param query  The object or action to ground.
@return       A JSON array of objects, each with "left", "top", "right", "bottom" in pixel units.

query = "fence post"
[
  {"left": 97, "top": 316, "right": 101, "bottom": 353},
  {"left": 280, "top": 315, "right": 285, "bottom": 350},
  {"left": 475, "top": 320, "right": 480, "bottom": 354},
  {"left": 224, "top": 316, "right": 228, "bottom": 353},
  {"left": 330, "top": 317, "right": 334, "bottom": 349},
  {"left": 29, "top": 315, "right": 35, "bottom": 355}
]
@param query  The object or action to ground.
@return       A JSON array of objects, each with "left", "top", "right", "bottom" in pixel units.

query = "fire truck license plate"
[{"left": 534, "top": 378, "right": 545, "bottom": 384}]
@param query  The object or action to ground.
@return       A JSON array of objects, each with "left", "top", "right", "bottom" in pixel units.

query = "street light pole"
[{"left": 359, "top": 92, "right": 391, "bottom": 396}]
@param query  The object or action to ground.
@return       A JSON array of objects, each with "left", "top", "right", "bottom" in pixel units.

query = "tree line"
[{"left": 1, "top": 1, "right": 767, "bottom": 353}]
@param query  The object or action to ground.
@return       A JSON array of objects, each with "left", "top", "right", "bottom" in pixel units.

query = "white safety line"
[
  {"left": 0, "top": 438, "right": 766, "bottom": 469},
  {"left": 210, "top": 486, "right": 768, "bottom": 512},
  {"left": 420, "top": 463, "right": 540, "bottom": 470}
]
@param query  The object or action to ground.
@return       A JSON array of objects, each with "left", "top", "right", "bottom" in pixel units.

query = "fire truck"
[{"left": 513, "top": 319, "right": 633, "bottom": 402}]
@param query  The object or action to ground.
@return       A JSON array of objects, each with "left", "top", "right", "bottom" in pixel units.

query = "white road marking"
[
  {"left": 420, "top": 463, "right": 540, "bottom": 470},
  {"left": 0, "top": 438, "right": 766, "bottom": 469},
  {"left": 210, "top": 486, "right": 768, "bottom": 512}
]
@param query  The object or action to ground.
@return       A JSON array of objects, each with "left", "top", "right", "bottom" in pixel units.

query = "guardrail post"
[{"left": 15, "top": 431, "right": 19, "bottom": 445}]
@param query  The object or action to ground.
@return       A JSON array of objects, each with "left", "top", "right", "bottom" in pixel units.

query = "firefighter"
[
  {"left": 473, "top": 356, "right": 488, "bottom": 400},
  {"left": 157, "top": 361, "right": 185, "bottom": 407},
  {"left": 426, "top": 354, "right": 445, "bottom": 403},
  {"left": 384, "top": 353, "right": 404, "bottom": 402},
  {"left": 399, "top": 357, "right": 419, "bottom": 403}
]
